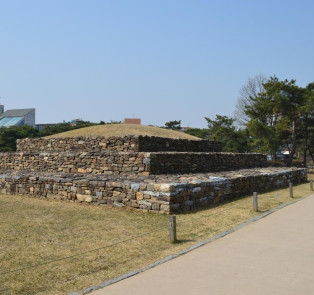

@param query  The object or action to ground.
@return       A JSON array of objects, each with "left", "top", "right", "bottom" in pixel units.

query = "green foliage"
[
  {"left": 245, "top": 76, "right": 314, "bottom": 166},
  {"left": 204, "top": 115, "right": 252, "bottom": 153},
  {"left": 227, "top": 128, "right": 252, "bottom": 153},
  {"left": 185, "top": 128, "right": 212, "bottom": 139},
  {"left": 0, "top": 126, "right": 39, "bottom": 151},
  {"left": 164, "top": 120, "right": 181, "bottom": 130},
  {"left": 100, "top": 120, "right": 122, "bottom": 125}
]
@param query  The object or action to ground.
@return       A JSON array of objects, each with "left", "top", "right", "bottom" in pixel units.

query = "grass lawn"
[{"left": 0, "top": 174, "right": 313, "bottom": 295}]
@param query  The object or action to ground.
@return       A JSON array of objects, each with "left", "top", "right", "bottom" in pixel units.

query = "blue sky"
[{"left": 0, "top": 0, "right": 313, "bottom": 127}]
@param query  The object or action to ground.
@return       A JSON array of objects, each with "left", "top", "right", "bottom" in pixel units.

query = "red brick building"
[{"left": 123, "top": 118, "right": 141, "bottom": 125}]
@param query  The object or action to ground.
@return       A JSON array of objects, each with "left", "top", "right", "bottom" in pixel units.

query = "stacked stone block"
[
  {"left": 0, "top": 151, "right": 266, "bottom": 175},
  {"left": 17, "top": 136, "right": 223, "bottom": 153}
]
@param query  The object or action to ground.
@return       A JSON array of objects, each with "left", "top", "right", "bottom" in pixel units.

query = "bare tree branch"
[{"left": 234, "top": 74, "right": 268, "bottom": 126}]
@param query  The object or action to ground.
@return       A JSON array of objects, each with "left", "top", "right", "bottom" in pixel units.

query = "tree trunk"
[
  {"left": 286, "top": 121, "right": 297, "bottom": 167},
  {"left": 303, "top": 116, "right": 308, "bottom": 167}
]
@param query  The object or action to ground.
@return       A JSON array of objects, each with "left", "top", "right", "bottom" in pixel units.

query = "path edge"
[{"left": 69, "top": 195, "right": 311, "bottom": 295}]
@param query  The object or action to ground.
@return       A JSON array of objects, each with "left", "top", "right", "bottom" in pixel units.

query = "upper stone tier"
[{"left": 17, "top": 136, "right": 223, "bottom": 153}]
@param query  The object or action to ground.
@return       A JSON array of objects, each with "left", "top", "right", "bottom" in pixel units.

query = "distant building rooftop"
[
  {"left": 1, "top": 108, "right": 35, "bottom": 118},
  {"left": 35, "top": 123, "right": 58, "bottom": 131},
  {"left": 124, "top": 118, "right": 141, "bottom": 125},
  {"left": 180, "top": 127, "right": 192, "bottom": 132},
  {"left": 0, "top": 106, "right": 35, "bottom": 127},
  {"left": 70, "top": 119, "right": 86, "bottom": 126}
]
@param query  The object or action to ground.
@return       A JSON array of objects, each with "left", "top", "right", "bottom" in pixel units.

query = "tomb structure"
[{"left": 0, "top": 135, "right": 307, "bottom": 213}]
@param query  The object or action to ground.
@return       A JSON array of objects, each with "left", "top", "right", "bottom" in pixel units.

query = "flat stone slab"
[
  {"left": 0, "top": 167, "right": 303, "bottom": 183},
  {"left": 0, "top": 168, "right": 307, "bottom": 214}
]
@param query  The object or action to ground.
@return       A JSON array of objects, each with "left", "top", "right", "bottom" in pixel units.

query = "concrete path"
[{"left": 90, "top": 195, "right": 314, "bottom": 295}]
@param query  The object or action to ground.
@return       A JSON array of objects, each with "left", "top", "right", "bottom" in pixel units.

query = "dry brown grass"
[
  {"left": 0, "top": 174, "right": 313, "bottom": 295},
  {"left": 45, "top": 124, "right": 200, "bottom": 140}
]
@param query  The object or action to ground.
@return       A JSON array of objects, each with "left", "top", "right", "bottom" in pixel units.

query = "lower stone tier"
[{"left": 0, "top": 168, "right": 307, "bottom": 213}]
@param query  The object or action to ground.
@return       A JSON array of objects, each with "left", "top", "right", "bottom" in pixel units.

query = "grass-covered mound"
[{"left": 46, "top": 124, "right": 200, "bottom": 140}]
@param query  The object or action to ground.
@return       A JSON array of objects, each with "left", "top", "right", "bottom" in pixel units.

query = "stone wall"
[
  {"left": 0, "top": 152, "right": 266, "bottom": 175},
  {"left": 16, "top": 136, "right": 223, "bottom": 153},
  {"left": 0, "top": 168, "right": 307, "bottom": 213},
  {"left": 137, "top": 136, "right": 222, "bottom": 152},
  {"left": 0, "top": 151, "right": 150, "bottom": 175},
  {"left": 16, "top": 136, "right": 140, "bottom": 153},
  {"left": 149, "top": 153, "right": 267, "bottom": 174}
]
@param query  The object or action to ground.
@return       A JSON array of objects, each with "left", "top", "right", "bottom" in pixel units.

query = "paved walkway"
[{"left": 91, "top": 195, "right": 314, "bottom": 295}]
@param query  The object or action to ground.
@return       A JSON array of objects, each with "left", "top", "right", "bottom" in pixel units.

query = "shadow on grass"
[
  {"left": 0, "top": 288, "right": 11, "bottom": 295},
  {"left": 174, "top": 239, "right": 195, "bottom": 244}
]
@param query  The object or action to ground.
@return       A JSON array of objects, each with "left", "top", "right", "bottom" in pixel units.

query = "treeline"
[
  {"left": 185, "top": 115, "right": 252, "bottom": 154},
  {"left": 167, "top": 75, "right": 314, "bottom": 166}
]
